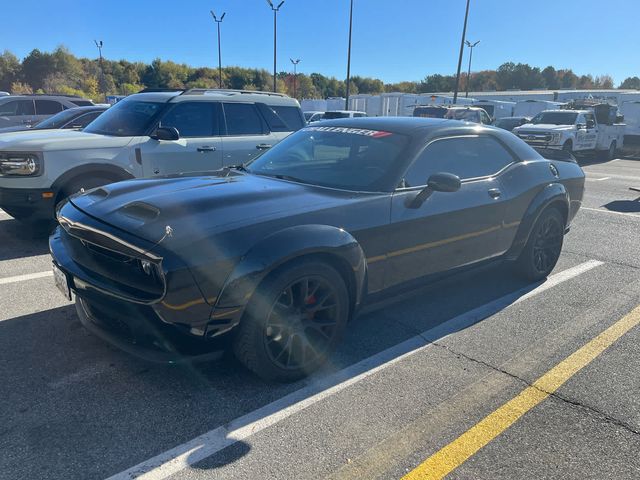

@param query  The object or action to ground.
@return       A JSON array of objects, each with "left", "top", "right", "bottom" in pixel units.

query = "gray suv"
[
  {"left": 0, "top": 95, "right": 94, "bottom": 129},
  {"left": 0, "top": 89, "right": 305, "bottom": 222}
]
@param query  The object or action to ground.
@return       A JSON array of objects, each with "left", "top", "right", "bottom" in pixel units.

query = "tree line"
[{"left": 0, "top": 47, "right": 638, "bottom": 102}]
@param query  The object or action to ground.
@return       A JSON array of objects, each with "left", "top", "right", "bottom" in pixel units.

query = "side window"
[
  {"left": 66, "top": 111, "right": 102, "bottom": 129},
  {"left": 403, "top": 136, "right": 516, "bottom": 187},
  {"left": 35, "top": 100, "right": 64, "bottom": 115},
  {"left": 159, "top": 102, "right": 217, "bottom": 137},
  {"left": 584, "top": 113, "right": 595, "bottom": 127},
  {"left": 481, "top": 111, "right": 491, "bottom": 124},
  {"left": 0, "top": 100, "right": 35, "bottom": 116},
  {"left": 270, "top": 105, "right": 305, "bottom": 130},
  {"left": 223, "top": 103, "right": 266, "bottom": 135}
]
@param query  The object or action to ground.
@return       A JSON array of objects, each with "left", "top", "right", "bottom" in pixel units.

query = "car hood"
[
  {"left": 517, "top": 123, "right": 575, "bottom": 132},
  {"left": 0, "top": 129, "right": 133, "bottom": 151},
  {"left": 68, "top": 171, "right": 355, "bottom": 249},
  {"left": 0, "top": 125, "right": 31, "bottom": 134}
]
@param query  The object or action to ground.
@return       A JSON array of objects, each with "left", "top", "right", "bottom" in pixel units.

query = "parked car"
[
  {"left": 444, "top": 106, "right": 493, "bottom": 125},
  {"left": 0, "top": 94, "right": 94, "bottom": 129},
  {"left": 50, "top": 117, "right": 584, "bottom": 381},
  {"left": 305, "top": 111, "right": 325, "bottom": 123},
  {"left": 0, "top": 91, "right": 9, "bottom": 97},
  {"left": 322, "top": 110, "right": 367, "bottom": 119},
  {"left": 0, "top": 88, "right": 304, "bottom": 222},
  {"left": 494, "top": 116, "right": 531, "bottom": 132},
  {"left": 0, "top": 106, "right": 108, "bottom": 134},
  {"left": 513, "top": 108, "right": 624, "bottom": 159}
]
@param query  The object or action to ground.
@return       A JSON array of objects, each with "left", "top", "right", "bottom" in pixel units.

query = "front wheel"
[
  {"left": 562, "top": 140, "right": 573, "bottom": 153},
  {"left": 233, "top": 259, "right": 350, "bottom": 382},
  {"left": 514, "top": 208, "right": 565, "bottom": 281}
]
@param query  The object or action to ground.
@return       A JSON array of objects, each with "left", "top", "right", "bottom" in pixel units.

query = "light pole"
[
  {"left": 94, "top": 40, "right": 105, "bottom": 100},
  {"left": 266, "top": 0, "right": 285, "bottom": 92},
  {"left": 345, "top": 0, "right": 354, "bottom": 110},
  {"left": 465, "top": 40, "right": 479, "bottom": 98},
  {"left": 452, "top": 0, "right": 471, "bottom": 104},
  {"left": 290, "top": 58, "right": 301, "bottom": 98},
  {"left": 210, "top": 10, "right": 226, "bottom": 88}
]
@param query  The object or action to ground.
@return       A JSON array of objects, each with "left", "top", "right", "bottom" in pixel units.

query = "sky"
[{"left": 2, "top": 0, "right": 638, "bottom": 85}]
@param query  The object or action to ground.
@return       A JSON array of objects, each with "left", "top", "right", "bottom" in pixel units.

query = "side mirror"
[
  {"left": 576, "top": 123, "right": 586, "bottom": 129},
  {"left": 407, "top": 172, "right": 461, "bottom": 209},
  {"left": 150, "top": 126, "right": 179, "bottom": 141},
  {"left": 427, "top": 172, "right": 462, "bottom": 192},
  {"left": 616, "top": 114, "right": 624, "bottom": 123},
  {"left": 586, "top": 120, "right": 595, "bottom": 129}
]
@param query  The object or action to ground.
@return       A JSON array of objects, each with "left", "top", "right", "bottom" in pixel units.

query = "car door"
[
  {"left": 139, "top": 101, "right": 224, "bottom": 176},
  {"left": 0, "top": 99, "right": 36, "bottom": 128},
  {"left": 386, "top": 134, "right": 516, "bottom": 288},
  {"left": 582, "top": 112, "right": 598, "bottom": 150},
  {"left": 34, "top": 99, "right": 64, "bottom": 124},
  {"left": 220, "top": 102, "right": 277, "bottom": 166}
]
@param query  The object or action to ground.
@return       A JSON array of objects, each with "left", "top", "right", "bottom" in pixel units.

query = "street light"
[
  {"left": 210, "top": 10, "right": 226, "bottom": 88},
  {"left": 464, "top": 40, "right": 479, "bottom": 98},
  {"left": 452, "top": 0, "right": 471, "bottom": 104},
  {"left": 266, "top": 0, "right": 285, "bottom": 93},
  {"left": 345, "top": 0, "right": 354, "bottom": 110},
  {"left": 94, "top": 40, "right": 105, "bottom": 100},
  {"left": 290, "top": 58, "right": 301, "bottom": 99}
]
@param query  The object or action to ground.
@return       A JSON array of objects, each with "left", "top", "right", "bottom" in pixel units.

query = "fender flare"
[
  {"left": 505, "top": 182, "right": 569, "bottom": 261},
  {"left": 51, "top": 163, "right": 135, "bottom": 198},
  {"left": 215, "top": 224, "right": 367, "bottom": 315}
]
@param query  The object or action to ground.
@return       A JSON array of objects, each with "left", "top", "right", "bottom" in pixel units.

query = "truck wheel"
[
  {"left": 233, "top": 259, "right": 349, "bottom": 382},
  {"left": 562, "top": 140, "right": 573, "bottom": 153},
  {"left": 56, "top": 176, "right": 116, "bottom": 212},
  {"left": 598, "top": 141, "right": 616, "bottom": 161},
  {"left": 514, "top": 208, "right": 564, "bottom": 282}
]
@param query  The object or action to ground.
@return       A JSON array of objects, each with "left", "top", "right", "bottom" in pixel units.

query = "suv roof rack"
[
  {"left": 18, "top": 93, "right": 87, "bottom": 98},
  {"left": 180, "top": 88, "right": 288, "bottom": 98}
]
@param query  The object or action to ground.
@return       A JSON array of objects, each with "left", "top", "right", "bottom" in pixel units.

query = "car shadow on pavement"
[
  {"left": 0, "top": 217, "right": 51, "bottom": 261},
  {"left": 0, "top": 262, "right": 545, "bottom": 479},
  {"left": 603, "top": 196, "right": 640, "bottom": 214}
]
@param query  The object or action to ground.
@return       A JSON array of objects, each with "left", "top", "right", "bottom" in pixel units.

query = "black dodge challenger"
[{"left": 50, "top": 118, "right": 585, "bottom": 381}]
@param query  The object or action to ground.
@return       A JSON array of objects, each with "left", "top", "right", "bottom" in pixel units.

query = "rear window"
[
  {"left": 223, "top": 103, "right": 266, "bottom": 135},
  {"left": 271, "top": 105, "right": 305, "bottom": 130},
  {"left": 69, "top": 100, "right": 94, "bottom": 107},
  {"left": 323, "top": 112, "right": 350, "bottom": 119}
]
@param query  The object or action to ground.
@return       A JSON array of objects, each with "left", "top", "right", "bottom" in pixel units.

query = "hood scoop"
[{"left": 120, "top": 202, "right": 160, "bottom": 222}]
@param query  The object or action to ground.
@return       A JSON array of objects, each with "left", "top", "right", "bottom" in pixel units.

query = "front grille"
[
  {"left": 61, "top": 228, "right": 165, "bottom": 302},
  {"left": 517, "top": 131, "right": 553, "bottom": 144}
]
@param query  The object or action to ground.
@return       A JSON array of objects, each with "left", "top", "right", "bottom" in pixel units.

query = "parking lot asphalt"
[{"left": 1, "top": 159, "right": 640, "bottom": 480}]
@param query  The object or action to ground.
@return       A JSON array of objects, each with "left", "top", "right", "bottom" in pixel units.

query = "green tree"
[
  {"left": 0, "top": 51, "right": 21, "bottom": 91},
  {"left": 620, "top": 76, "right": 640, "bottom": 89}
]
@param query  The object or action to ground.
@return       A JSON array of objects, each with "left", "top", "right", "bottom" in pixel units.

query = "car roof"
[
  {"left": 0, "top": 94, "right": 89, "bottom": 102},
  {"left": 125, "top": 89, "right": 299, "bottom": 106},
  {"left": 66, "top": 105, "right": 109, "bottom": 113}
]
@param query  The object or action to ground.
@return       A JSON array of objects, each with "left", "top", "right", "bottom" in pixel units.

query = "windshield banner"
[{"left": 302, "top": 126, "right": 392, "bottom": 138}]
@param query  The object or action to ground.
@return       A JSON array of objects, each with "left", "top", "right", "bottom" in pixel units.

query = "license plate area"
[{"left": 52, "top": 263, "right": 72, "bottom": 301}]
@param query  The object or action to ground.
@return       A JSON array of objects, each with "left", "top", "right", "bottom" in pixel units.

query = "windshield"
[
  {"left": 531, "top": 111, "right": 578, "bottom": 125},
  {"left": 33, "top": 109, "right": 82, "bottom": 129},
  {"left": 495, "top": 118, "right": 520, "bottom": 130},
  {"left": 246, "top": 126, "right": 409, "bottom": 191},
  {"left": 84, "top": 99, "right": 165, "bottom": 136},
  {"left": 445, "top": 109, "right": 479, "bottom": 121}
]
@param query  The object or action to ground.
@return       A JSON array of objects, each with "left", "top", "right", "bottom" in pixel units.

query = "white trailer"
[
  {"left": 621, "top": 101, "right": 640, "bottom": 137},
  {"left": 513, "top": 100, "right": 565, "bottom": 117},
  {"left": 300, "top": 99, "right": 327, "bottom": 112}
]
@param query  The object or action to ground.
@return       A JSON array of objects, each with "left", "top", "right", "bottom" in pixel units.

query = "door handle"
[
  {"left": 197, "top": 146, "right": 216, "bottom": 152},
  {"left": 488, "top": 188, "right": 501, "bottom": 199},
  {"left": 256, "top": 144, "right": 272, "bottom": 150}
]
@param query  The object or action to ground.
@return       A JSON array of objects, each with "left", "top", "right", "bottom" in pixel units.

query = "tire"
[
  {"left": 598, "top": 141, "right": 616, "bottom": 161},
  {"left": 562, "top": 140, "right": 573, "bottom": 153},
  {"left": 233, "top": 259, "right": 350, "bottom": 382},
  {"left": 514, "top": 208, "right": 565, "bottom": 282},
  {"left": 56, "top": 176, "right": 116, "bottom": 211}
]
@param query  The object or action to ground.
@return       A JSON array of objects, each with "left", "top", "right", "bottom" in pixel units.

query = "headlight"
[
  {"left": 0, "top": 153, "right": 41, "bottom": 176},
  {"left": 551, "top": 133, "right": 562, "bottom": 143}
]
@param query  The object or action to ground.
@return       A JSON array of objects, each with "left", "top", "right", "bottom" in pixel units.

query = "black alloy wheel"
[
  {"left": 264, "top": 276, "right": 340, "bottom": 371},
  {"left": 515, "top": 208, "right": 564, "bottom": 281},
  {"left": 233, "top": 259, "right": 349, "bottom": 382}
]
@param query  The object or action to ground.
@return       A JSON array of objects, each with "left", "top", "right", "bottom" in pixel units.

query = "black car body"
[
  {"left": 50, "top": 118, "right": 585, "bottom": 380},
  {"left": 494, "top": 116, "right": 531, "bottom": 132}
]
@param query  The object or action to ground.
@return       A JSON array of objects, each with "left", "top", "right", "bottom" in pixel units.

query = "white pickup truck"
[{"left": 513, "top": 109, "right": 625, "bottom": 160}]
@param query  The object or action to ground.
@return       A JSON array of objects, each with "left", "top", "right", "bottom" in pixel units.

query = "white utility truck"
[{"left": 513, "top": 102, "right": 625, "bottom": 160}]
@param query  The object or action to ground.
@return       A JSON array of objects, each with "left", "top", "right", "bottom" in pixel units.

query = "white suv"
[{"left": 0, "top": 89, "right": 304, "bottom": 222}]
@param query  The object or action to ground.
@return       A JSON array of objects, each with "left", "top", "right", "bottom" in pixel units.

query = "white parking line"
[
  {"left": 586, "top": 176, "right": 610, "bottom": 181},
  {"left": 0, "top": 271, "right": 53, "bottom": 285},
  {"left": 581, "top": 207, "right": 640, "bottom": 219},
  {"left": 106, "top": 259, "right": 603, "bottom": 480}
]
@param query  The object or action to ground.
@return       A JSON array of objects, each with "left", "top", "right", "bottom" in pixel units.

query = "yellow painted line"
[{"left": 402, "top": 303, "right": 640, "bottom": 480}]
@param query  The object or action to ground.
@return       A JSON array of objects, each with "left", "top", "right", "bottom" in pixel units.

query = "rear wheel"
[
  {"left": 514, "top": 208, "right": 564, "bottom": 281},
  {"left": 233, "top": 259, "right": 349, "bottom": 382},
  {"left": 598, "top": 141, "right": 616, "bottom": 161},
  {"left": 56, "top": 176, "right": 116, "bottom": 211}
]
